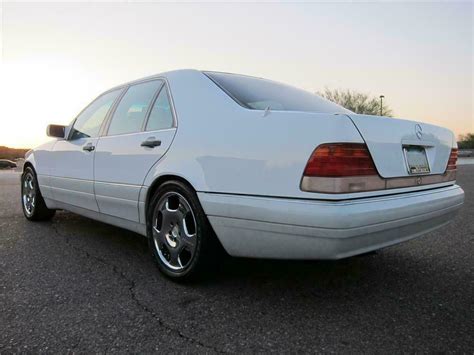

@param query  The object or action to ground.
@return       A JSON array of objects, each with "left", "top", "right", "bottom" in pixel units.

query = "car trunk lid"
[{"left": 346, "top": 114, "right": 454, "bottom": 178}]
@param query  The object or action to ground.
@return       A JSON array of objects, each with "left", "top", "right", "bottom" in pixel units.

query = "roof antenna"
[{"left": 262, "top": 106, "right": 271, "bottom": 117}]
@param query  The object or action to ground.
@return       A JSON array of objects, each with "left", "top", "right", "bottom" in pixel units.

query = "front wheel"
[
  {"left": 147, "top": 180, "right": 220, "bottom": 280},
  {"left": 21, "top": 166, "right": 56, "bottom": 221}
]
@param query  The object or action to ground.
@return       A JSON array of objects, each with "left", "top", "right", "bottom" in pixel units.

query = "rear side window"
[
  {"left": 145, "top": 86, "right": 174, "bottom": 131},
  {"left": 107, "top": 80, "right": 163, "bottom": 136},
  {"left": 70, "top": 89, "right": 121, "bottom": 140},
  {"left": 205, "top": 71, "right": 352, "bottom": 114}
]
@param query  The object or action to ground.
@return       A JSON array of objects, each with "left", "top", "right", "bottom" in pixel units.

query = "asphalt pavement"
[{"left": 1, "top": 167, "right": 473, "bottom": 353}]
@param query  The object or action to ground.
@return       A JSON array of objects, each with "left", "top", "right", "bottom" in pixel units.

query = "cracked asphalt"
[{"left": 1, "top": 166, "right": 473, "bottom": 353}]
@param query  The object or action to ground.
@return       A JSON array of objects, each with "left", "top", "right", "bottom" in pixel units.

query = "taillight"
[
  {"left": 300, "top": 143, "right": 457, "bottom": 194},
  {"left": 446, "top": 148, "right": 458, "bottom": 171},
  {"left": 303, "top": 143, "right": 378, "bottom": 177},
  {"left": 301, "top": 143, "right": 382, "bottom": 193}
]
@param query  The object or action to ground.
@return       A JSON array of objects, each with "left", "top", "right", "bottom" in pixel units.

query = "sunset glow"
[{"left": 1, "top": 1, "right": 472, "bottom": 148}]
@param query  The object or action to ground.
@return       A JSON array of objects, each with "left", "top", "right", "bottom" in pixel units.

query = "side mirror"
[{"left": 46, "top": 124, "right": 66, "bottom": 138}]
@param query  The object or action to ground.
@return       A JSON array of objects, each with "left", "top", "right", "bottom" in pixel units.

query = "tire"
[
  {"left": 21, "top": 166, "right": 56, "bottom": 221},
  {"left": 147, "top": 180, "right": 221, "bottom": 280}
]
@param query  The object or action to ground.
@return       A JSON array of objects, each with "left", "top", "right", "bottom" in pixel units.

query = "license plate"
[{"left": 404, "top": 146, "right": 430, "bottom": 174}]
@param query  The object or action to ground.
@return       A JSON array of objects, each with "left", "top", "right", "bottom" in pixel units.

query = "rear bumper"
[{"left": 198, "top": 185, "right": 464, "bottom": 259}]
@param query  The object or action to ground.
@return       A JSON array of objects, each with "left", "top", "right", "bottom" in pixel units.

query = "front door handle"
[
  {"left": 141, "top": 138, "right": 161, "bottom": 148},
  {"left": 83, "top": 143, "right": 95, "bottom": 152}
]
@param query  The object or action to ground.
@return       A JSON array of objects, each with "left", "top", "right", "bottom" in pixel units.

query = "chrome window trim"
[
  {"left": 99, "top": 86, "right": 129, "bottom": 137},
  {"left": 142, "top": 82, "right": 176, "bottom": 132},
  {"left": 102, "top": 77, "right": 178, "bottom": 137},
  {"left": 140, "top": 81, "right": 165, "bottom": 132},
  {"left": 67, "top": 87, "right": 126, "bottom": 141}
]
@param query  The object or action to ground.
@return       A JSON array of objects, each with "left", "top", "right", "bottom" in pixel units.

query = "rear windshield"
[{"left": 204, "top": 71, "right": 352, "bottom": 114}]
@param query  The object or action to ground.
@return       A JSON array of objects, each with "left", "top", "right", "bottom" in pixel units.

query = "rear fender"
[{"left": 143, "top": 110, "right": 364, "bottom": 199}]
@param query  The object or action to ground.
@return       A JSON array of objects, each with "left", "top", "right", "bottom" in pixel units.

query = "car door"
[
  {"left": 50, "top": 88, "right": 123, "bottom": 211},
  {"left": 94, "top": 79, "right": 177, "bottom": 222}
]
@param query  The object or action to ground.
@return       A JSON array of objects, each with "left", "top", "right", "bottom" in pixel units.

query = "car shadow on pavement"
[{"left": 51, "top": 210, "right": 425, "bottom": 292}]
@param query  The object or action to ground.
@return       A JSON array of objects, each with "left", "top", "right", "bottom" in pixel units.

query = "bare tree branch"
[{"left": 318, "top": 88, "right": 393, "bottom": 117}]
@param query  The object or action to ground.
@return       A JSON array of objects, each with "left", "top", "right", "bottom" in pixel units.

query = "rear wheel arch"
[{"left": 145, "top": 175, "right": 197, "bottom": 225}]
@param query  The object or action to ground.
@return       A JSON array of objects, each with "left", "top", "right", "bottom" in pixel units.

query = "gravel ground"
[{"left": 0, "top": 166, "right": 473, "bottom": 353}]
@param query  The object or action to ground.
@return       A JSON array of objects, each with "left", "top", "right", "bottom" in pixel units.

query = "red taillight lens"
[
  {"left": 446, "top": 148, "right": 458, "bottom": 171},
  {"left": 303, "top": 143, "right": 378, "bottom": 177}
]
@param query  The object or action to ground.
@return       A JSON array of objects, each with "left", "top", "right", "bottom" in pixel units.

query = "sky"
[{"left": 0, "top": 1, "right": 472, "bottom": 148}]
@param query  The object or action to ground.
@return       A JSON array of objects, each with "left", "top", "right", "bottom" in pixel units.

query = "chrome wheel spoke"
[
  {"left": 178, "top": 217, "right": 196, "bottom": 251},
  {"left": 180, "top": 213, "right": 196, "bottom": 238},
  {"left": 160, "top": 208, "right": 174, "bottom": 231},
  {"left": 179, "top": 238, "right": 196, "bottom": 263},
  {"left": 169, "top": 248, "right": 181, "bottom": 267},
  {"left": 152, "top": 225, "right": 166, "bottom": 245}
]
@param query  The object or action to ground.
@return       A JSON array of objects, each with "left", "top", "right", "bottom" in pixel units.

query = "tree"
[
  {"left": 457, "top": 133, "right": 474, "bottom": 149},
  {"left": 318, "top": 88, "right": 393, "bottom": 117}
]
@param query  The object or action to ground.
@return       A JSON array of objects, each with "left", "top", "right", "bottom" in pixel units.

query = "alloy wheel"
[
  {"left": 152, "top": 192, "right": 197, "bottom": 271},
  {"left": 22, "top": 172, "right": 36, "bottom": 217}
]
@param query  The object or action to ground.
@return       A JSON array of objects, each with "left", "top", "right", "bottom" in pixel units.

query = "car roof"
[
  {"left": 106, "top": 69, "right": 203, "bottom": 92},
  {"left": 105, "top": 69, "right": 271, "bottom": 93}
]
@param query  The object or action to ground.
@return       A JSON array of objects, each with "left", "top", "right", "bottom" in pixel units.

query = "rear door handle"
[
  {"left": 141, "top": 138, "right": 161, "bottom": 148},
  {"left": 83, "top": 143, "right": 95, "bottom": 152}
]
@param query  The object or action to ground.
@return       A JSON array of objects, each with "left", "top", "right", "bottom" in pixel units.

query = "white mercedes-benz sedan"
[{"left": 22, "top": 69, "right": 464, "bottom": 279}]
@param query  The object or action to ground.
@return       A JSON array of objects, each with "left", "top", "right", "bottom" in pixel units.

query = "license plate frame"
[{"left": 403, "top": 146, "right": 430, "bottom": 175}]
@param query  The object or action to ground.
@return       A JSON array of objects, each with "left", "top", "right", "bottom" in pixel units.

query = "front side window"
[
  {"left": 70, "top": 89, "right": 121, "bottom": 140},
  {"left": 107, "top": 80, "right": 163, "bottom": 136},
  {"left": 145, "top": 86, "right": 174, "bottom": 131},
  {"left": 205, "top": 71, "right": 352, "bottom": 114}
]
